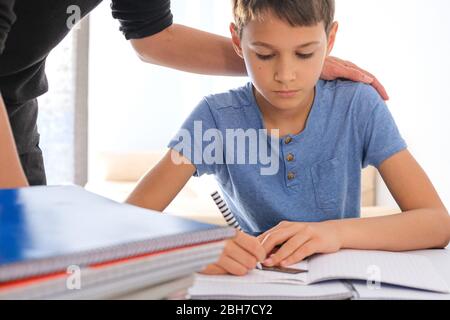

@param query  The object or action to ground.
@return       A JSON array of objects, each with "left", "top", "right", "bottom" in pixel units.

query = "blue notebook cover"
[{"left": 0, "top": 186, "right": 234, "bottom": 282}]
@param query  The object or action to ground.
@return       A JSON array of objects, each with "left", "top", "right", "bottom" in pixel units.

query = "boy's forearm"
[
  {"left": 0, "top": 96, "right": 28, "bottom": 188},
  {"left": 126, "top": 150, "right": 196, "bottom": 212},
  {"left": 131, "top": 24, "right": 247, "bottom": 76},
  {"left": 333, "top": 209, "right": 450, "bottom": 251}
]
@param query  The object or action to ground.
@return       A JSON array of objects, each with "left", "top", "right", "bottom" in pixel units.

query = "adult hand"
[
  {"left": 201, "top": 231, "right": 266, "bottom": 276},
  {"left": 322, "top": 56, "right": 389, "bottom": 100},
  {"left": 258, "top": 221, "right": 342, "bottom": 267}
]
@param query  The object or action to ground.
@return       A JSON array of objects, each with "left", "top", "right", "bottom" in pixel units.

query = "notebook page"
[
  {"left": 351, "top": 281, "right": 450, "bottom": 300},
  {"left": 307, "top": 250, "right": 450, "bottom": 293},
  {"left": 352, "top": 249, "right": 450, "bottom": 300},
  {"left": 190, "top": 278, "right": 352, "bottom": 300},
  {"left": 194, "top": 261, "right": 308, "bottom": 285}
]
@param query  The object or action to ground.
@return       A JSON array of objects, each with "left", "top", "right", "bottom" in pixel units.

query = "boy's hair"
[{"left": 232, "top": 0, "right": 335, "bottom": 37}]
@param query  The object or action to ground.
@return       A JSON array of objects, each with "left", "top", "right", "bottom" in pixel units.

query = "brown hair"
[{"left": 232, "top": 0, "right": 335, "bottom": 37}]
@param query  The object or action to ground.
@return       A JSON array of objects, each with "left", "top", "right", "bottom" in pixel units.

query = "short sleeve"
[
  {"left": 111, "top": 0, "right": 173, "bottom": 40},
  {"left": 0, "top": 0, "right": 16, "bottom": 54},
  {"left": 167, "top": 99, "right": 222, "bottom": 177},
  {"left": 360, "top": 86, "right": 407, "bottom": 168}
]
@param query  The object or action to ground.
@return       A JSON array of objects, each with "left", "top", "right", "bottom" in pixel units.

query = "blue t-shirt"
[{"left": 168, "top": 80, "right": 407, "bottom": 235}]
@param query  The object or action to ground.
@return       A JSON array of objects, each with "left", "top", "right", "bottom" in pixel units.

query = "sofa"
[{"left": 86, "top": 151, "right": 400, "bottom": 225}]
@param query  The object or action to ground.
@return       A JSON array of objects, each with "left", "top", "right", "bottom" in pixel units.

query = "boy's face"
[{"left": 231, "top": 11, "right": 338, "bottom": 112}]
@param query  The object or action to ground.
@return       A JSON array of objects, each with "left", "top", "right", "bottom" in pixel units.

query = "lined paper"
[{"left": 308, "top": 250, "right": 450, "bottom": 293}]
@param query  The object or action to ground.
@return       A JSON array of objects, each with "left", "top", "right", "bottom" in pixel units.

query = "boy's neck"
[{"left": 253, "top": 86, "right": 316, "bottom": 138}]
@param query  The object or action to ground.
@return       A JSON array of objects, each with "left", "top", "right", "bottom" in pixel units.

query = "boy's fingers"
[
  {"left": 200, "top": 263, "right": 228, "bottom": 275},
  {"left": 281, "top": 240, "right": 317, "bottom": 267},
  {"left": 235, "top": 231, "right": 267, "bottom": 262},
  {"left": 263, "top": 233, "right": 310, "bottom": 267},
  {"left": 260, "top": 227, "right": 298, "bottom": 255},
  {"left": 217, "top": 255, "right": 251, "bottom": 276},
  {"left": 225, "top": 238, "right": 259, "bottom": 270},
  {"left": 257, "top": 222, "right": 290, "bottom": 242}
]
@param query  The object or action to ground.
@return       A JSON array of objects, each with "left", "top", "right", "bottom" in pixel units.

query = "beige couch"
[{"left": 86, "top": 151, "right": 400, "bottom": 225}]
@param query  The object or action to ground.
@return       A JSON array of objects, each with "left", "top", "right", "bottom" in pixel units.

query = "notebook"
[
  {"left": 0, "top": 186, "right": 235, "bottom": 283},
  {"left": 0, "top": 241, "right": 225, "bottom": 300},
  {"left": 190, "top": 249, "right": 450, "bottom": 300},
  {"left": 190, "top": 278, "right": 353, "bottom": 300},
  {"left": 350, "top": 249, "right": 450, "bottom": 300}
]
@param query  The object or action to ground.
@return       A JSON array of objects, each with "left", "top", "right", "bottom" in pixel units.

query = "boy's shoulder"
[
  {"left": 321, "top": 79, "right": 381, "bottom": 101},
  {"left": 319, "top": 79, "right": 385, "bottom": 115},
  {"left": 201, "top": 83, "right": 254, "bottom": 111}
]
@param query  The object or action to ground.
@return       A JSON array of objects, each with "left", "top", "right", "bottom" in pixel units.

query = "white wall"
[
  {"left": 88, "top": 1, "right": 244, "bottom": 167},
  {"left": 38, "top": 31, "right": 75, "bottom": 185},
  {"left": 89, "top": 0, "right": 450, "bottom": 209},
  {"left": 333, "top": 0, "right": 450, "bottom": 209}
]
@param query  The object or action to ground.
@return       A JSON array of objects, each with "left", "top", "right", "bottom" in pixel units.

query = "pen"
[
  {"left": 210, "top": 191, "right": 263, "bottom": 270},
  {"left": 210, "top": 191, "right": 307, "bottom": 275}
]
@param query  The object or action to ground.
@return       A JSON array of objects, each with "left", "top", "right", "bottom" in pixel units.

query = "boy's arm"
[
  {"left": 336, "top": 150, "right": 450, "bottom": 251},
  {"left": 126, "top": 149, "right": 267, "bottom": 275},
  {"left": 126, "top": 149, "right": 196, "bottom": 212},
  {"left": 259, "top": 150, "right": 450, "bottom": 267},
  {"left": 0, "top": 95, "right": 28, "bottom": 188}
]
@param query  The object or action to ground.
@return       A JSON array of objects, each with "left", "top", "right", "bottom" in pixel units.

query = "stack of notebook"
[{"left": 0, "top": 186, "right": 235, "bottom": 299}]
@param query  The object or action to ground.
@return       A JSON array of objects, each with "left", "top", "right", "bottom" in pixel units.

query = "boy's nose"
[{"left": 274, "top": 62, "right": 296, "bottom": 83}]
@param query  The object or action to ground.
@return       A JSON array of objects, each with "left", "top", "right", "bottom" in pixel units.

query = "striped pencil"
[{"left": 211, "top": 191, "right": 242, "bottom": 231}]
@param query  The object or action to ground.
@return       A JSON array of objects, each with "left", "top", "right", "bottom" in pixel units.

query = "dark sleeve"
[
  {"left": 110, "top": 0, "right": 173, "bottom": 40},
  {"left": 0, "top": 0, "right": 16, "bottom": 54}
]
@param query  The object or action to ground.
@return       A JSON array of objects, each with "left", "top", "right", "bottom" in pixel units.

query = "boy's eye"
[
  {"left": 296, "top": 52, "right": 315, "bottom": 59},
  {"left": 256, "top": 53, "right": 275, "bottom": 61}
]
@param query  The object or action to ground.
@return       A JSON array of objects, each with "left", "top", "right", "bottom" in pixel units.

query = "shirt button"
[
  {"left": 284, "top": 136, "right": 293, "bottom": 145},
  {"left": 286, "top": 153, "right": 295, "bottom": 162},
  {"left": 287, "top": 172, "right": 296, "bottom": 181}
]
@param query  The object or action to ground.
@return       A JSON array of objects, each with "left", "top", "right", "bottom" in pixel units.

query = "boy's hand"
[
  {"left": 258, "top": 221, "right": 342, "bottom": 267},
  {"left": 201, "top": 231, "right": 266, "bottom": 276},
  {"left": 322, "top": 56, "right": 389, "bottom": 101}
]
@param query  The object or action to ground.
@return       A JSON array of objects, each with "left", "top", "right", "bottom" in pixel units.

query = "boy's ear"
[
  {"left": 230, "top": 23, "right": 244, "bottom": 59},
  {"left": 326, "top": 22, "right": 339, "bottom": 56}
]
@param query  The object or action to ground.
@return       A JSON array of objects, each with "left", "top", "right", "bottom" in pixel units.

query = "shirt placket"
[{"left": 283, "top": 135, "right": 300, "bottom": 188}]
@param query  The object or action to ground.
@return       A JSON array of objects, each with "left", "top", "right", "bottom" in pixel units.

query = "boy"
[{"left": 127, "top": 0, "right": 450, "bottom": 276}]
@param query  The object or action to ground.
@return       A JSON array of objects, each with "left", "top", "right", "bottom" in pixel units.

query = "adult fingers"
[
  {"left": 338, "top": 59, "right": 389, "bottom": 100},
  {"left": 323, "top": 57, "right": 389, "bottom": 100}
]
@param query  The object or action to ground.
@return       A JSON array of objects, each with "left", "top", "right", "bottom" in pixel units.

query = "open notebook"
[{"left": 190, "top": 249, "right": 450, "bottom": 300}]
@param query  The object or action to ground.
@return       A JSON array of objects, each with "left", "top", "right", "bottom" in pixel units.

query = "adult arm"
[
  {"left": 0, "top": 95, "right": 28, "bottom": 188},
  {"left": 111, "top": 0, "right": 389, "bottom": 99},
  {"left": 0, "top": 0, "right": 16, "bottom": 54}
]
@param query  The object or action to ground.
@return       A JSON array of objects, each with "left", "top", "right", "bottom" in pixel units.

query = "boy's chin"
[{"left": 268, "top": 99, "right": 307, "bottom": 111}]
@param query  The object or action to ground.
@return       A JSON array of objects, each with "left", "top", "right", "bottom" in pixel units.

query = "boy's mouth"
[{"left": 273, "top": 89, "right": 300, "bottom": 98}]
